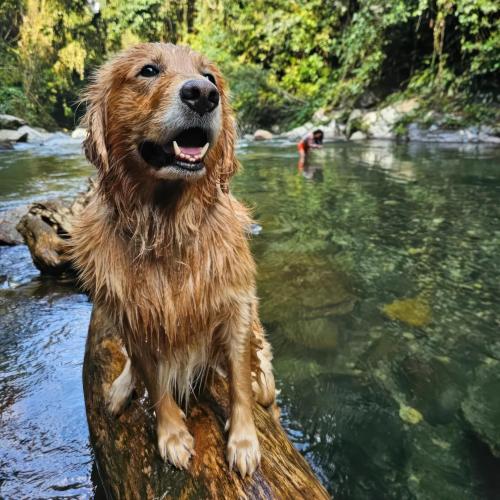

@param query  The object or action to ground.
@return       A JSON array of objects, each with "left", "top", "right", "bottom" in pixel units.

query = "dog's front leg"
[
  {"left": 135, "top": 357, "right": 195, "bottom": 469},
  {"left": 225, "top": 304, "right": 261, "bottom": 477},
  {"left": 155, "top": 385, "right": 194, "bottom": 470}
]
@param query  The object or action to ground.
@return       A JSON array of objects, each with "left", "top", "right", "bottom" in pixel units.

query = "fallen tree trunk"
[
  {"left": 16, "top": 179, "right": 95, "bottom": 274},
  {"left": 84, "top": 305, "right": 330, "bottom": 499}
]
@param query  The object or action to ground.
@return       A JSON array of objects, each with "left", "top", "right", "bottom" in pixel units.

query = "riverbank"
[
  {"left": 1, "top": 96, "right": 499, "bottom": 154},
  {"left": 251, "top": 98, "right": 500, "bottom": 144}
]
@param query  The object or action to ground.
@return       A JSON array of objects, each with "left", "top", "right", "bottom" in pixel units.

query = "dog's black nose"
[{"left": 180, "top": 79, "right": 219, "bottom": 115}]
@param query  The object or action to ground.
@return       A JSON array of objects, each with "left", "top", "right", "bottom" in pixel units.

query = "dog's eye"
[
  {"left": 139, "top": 64, "right": 160, "bottom": 77},
  {"left": 203, "top": 73, "right": 216, "bottom": 86}
]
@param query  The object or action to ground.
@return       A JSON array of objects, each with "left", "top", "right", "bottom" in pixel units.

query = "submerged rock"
[
  {"left": 395, "top": 354, "right": 466, "bottom": 425},
  {"left": 382, "top": 296, "right": 431, "bottom": 327},
  {"left": 287, "top": 373, "right": 410, "bottom": 499},
  {"left": 462, "top": 360, "right": 500, "bottom": 457},
  {"left": 405, "top": 422, "right": 483, "bottom": 500},
  {"left": 399, "top": 405, "right": 423, "bottom": 425},
  {"left": 259, "top": 252, "right": 356, "bottom": 350}
]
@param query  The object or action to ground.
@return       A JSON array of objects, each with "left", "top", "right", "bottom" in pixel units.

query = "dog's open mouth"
[{"left": 139, "top": 127, "right": 210, "bottom": 172}]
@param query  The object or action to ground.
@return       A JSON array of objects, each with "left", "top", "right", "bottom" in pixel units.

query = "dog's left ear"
[
  {"left": 81, "top": 75, "right": 110, "bottom": 173},
  {"left": 217, "top": 105, "right": 239, "bottom": 193}
]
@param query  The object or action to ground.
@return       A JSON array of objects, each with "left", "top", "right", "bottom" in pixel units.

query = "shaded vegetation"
[{"left": 0, "top": 1, "right": 498, "bottom": 130}]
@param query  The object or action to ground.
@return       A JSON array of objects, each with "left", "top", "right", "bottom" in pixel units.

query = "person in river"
[{"left": 297, "top": 129, "right": 323, "bottom": 170}]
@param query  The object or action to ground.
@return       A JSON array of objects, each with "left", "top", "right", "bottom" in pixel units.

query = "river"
[{"left": 1, "top": 139, "right": 499, "bottom": 499}]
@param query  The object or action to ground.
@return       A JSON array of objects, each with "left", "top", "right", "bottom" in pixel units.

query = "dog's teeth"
[
  {"left": 200, "top": 143, "right": 209, "bottom": 158},
  {"left": 173, "top": 141, "right": 181, "bottom": 156}
]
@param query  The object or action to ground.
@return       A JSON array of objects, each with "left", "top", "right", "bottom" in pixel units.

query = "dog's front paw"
[
  {"left": 157, "top": 424, "right": 195, "bottom": 470},
  {"left": 227, "top": 425, "right": 261, "bottom": 478}
]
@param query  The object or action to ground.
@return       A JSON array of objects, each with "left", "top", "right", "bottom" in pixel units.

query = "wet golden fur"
[{"left": 71, "top": 43, "right": 275, "bottom": 477}]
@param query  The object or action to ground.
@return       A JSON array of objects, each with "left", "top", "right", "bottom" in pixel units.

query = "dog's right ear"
[{"left": 82, "top": 79, "right": 109, "bottom": 172}]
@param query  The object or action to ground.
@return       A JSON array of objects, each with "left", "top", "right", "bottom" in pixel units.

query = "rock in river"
[
  {"left": 382, "top": 296, "right": 431, "bottom": 327},
  {"left": 0, "top": 114, "right": 26, "bottom": 129},
  {"left": 253, "top": 129, "right": 274, "bottom": 141},
  {"left": 0, "top": 206, "right": 28, "bottom": 245},
  {"left": 462, "top": 359, "right": 500, "bottom": 457},
  {"left": 0, "top": 128, "right": 28, "bottom": 144}
]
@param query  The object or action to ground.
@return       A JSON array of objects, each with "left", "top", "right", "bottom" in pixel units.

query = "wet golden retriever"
[{"left": 71, "top": 43, "right": 276, "bottom": 477}]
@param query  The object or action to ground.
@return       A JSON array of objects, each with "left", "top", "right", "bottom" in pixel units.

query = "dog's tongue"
[{"left": 179, "top": 146, "right": 202, "bottom": 156}]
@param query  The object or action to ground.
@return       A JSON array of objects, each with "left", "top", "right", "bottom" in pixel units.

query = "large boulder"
[
  {"left": 360, "top": 98, "right": 420, "bottom": 140},
  {"left": 282, "top": 122, "right": 313, "bottom": 142},
  {"left": 350, "top": 131, "right": 367, "bottom": 141},
  {"left": 478, "top": 125, "right": 500, "bottom": 144},
  {"left": 0, "top": 206, "right": 28, "bottom": 245},
  {"left": 0, "top": 129, "right": 28, "bottom": 143},
  {"left": 345, "top": 109, "right": 364, "bottom": 137},
  {"left": 322, "top": 119, "right": 345, "bottom": 141},
  {"left": 16, "top": 125, "right": 52, "bottom": 143},
  {"left": 253, "top": 129, "right": 274, "bottom": 141},
  {"left": 0, "top": 114, "right": 26, "bottom": 129}
]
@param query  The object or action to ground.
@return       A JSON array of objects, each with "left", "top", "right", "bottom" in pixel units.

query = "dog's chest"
[{"left": 115, "top": 233, "right": 249, "bottom": 342}]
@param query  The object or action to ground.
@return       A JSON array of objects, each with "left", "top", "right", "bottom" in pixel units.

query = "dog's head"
[{"left": 82, "top": 43, "right": 237, "bottom": 200}]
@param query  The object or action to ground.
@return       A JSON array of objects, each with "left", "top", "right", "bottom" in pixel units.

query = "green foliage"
[{"left": 0, "top": 0, "right": 498, "bottom": 129}]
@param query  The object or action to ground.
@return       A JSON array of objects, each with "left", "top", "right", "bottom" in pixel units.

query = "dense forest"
[{"left": 0, "top": 0, "right": 498, "bottom": 131}]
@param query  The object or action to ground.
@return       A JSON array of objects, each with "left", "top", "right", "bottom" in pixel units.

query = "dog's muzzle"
[{"left": 139, "top": 127, "right": 211, "bottom": 174}]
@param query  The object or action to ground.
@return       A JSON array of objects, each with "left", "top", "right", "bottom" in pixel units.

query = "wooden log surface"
[
  {"left": 16, "top": 179, "right": 95, "bottom": 273},
  {"left": 84, "top": 305, "right": 330, "bottom": 499},
  {"left": 15, "top": 184, "right": 331, "bottom": 499}
]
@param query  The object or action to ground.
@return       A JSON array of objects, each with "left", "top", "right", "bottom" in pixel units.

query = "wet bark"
[
  {"left": 16, "top": 179, "right": 95, "bottom": 273},
  {"left": 84, "top": 305, "right": 331, "bottom": 500}
]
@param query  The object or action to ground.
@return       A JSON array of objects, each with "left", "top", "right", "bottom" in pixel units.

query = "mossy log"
[{"left": 84, "top": 305, "right": 331, "bottom": 499}]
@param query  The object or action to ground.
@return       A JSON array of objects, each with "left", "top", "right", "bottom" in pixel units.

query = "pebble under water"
[{"left": 1, "top": 140, "right": 500, "bottom": 499}]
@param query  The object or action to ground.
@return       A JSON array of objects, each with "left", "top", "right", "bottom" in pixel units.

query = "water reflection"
[{"left": 298, "top": 156, "right": 324, "bottom": 182}]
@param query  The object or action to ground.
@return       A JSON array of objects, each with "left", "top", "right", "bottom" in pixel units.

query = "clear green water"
[{"left": 1, "top": 141, "right": 500, "bottom": 499}]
